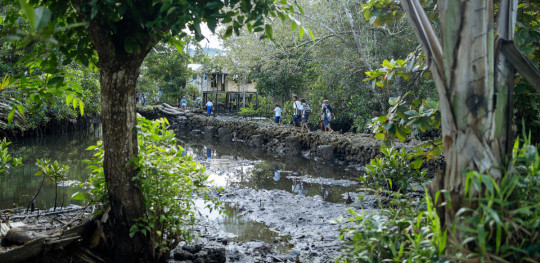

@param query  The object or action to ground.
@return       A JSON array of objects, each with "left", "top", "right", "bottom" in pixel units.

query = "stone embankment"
[{"left": 171, "top": 114, "right": 443, "bottom": 170}]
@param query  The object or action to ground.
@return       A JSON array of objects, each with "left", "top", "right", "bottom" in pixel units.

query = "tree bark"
[
  {"left": 85, "top": 13, "right": 155, "bottom": 262},
  {"left": 400, "top": 0, "right": 516, "bottom": 230},
  {"left": 99, "top": 63, "right": 151, "bottom": 262}
]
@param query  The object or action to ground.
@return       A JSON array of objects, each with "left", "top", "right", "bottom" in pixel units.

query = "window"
[{"left": 211, "top": 74, "right": 217, "bottom": 88}]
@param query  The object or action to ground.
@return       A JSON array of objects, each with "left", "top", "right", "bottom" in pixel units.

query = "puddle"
[
  {"left": 177, "top": 134, "right": 362, "bottom": 204},
  {"left": 195, "top": 200, "right": 292, "bottom": 253}
]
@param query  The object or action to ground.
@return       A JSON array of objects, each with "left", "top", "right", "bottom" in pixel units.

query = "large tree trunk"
[
  {"left": 85, "top": 16, "right": 155, "bottom": 262},
  {"left": 99, "top": 63, "right": 151, "bottom": 262},
  {"left": 400, "top": 0, "right": 516, "bottom": 230}
]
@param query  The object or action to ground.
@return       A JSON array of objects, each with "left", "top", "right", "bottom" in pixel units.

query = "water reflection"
[
  {"left": 0, "top": 124, "right": 101, "bottom": 209},
  {"left": 273, "top": 165, "right": 280, "bottom": 181},
  {"left": 176, "top": 132, "right": 361, "bottom": 203},
  {"left": 206, "top": 148, "right": 212, "bottom": 160},
  {"left": 291, "top": 178, "right": 307, "bottom": 196},
  {"left": 196, "top": 200, "right": 291, "bottom": 253}
]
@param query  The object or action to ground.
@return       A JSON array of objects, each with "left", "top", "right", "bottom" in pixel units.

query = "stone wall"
[{"left": 171, "top": 114, "right": 444, "bottom": 171}]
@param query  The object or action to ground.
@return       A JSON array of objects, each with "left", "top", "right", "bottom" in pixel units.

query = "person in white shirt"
[
  {"left": 274, "top": 104, "right": 282, "bottom": 126},
  {"left": 292, "top": 95, "right": 303, "bottom": 129},
  {"left": 300, "top": 99, "right": 311, "bottom": 133},
  {"left": 205, "top": 99, "right": 213, "bottom": 117}
]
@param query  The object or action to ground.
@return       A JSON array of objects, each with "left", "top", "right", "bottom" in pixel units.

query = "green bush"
[
  {"left": 238, "top": 106, "right": 267, "bottom": 117},
  {"left": 450, "top": 136, "right": 540, "bottom": 262},
  {"left": 76, "top": 116, "right": 221, "bottom": 259},
  {"left": 341, "top": 135, "right": 540, "bottom": 263},
  {"left": 0, "top": 138, "right": 22, "bottom": 178},
  {"left": 35, "top": 159, "right": 70, "bottom": 211},
  {"left": 337, "top": 191, "right": 446, "bottom": 262},
  {"left": 73, "top": 141, "right": 107, "bottom": 209},
  {"left": 363, "top": 146, "right": 426, "bottom": 193}
]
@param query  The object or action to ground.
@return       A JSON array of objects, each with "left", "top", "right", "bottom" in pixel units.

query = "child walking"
[
  {"left": 300, "top": 99, "right": 311, "bottom": 133},
  {"left": 206, "top": 99, "right": 213, "bottom": 117},
  {"left": 274, "top": 104, "right": 282, "bottom": 126},
  {"left": 321, "top": 99, "right": 335, "bottom": 132}
]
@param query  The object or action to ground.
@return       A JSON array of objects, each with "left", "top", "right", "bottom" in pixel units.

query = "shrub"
[
  {"left": 337, "top": 191, "right": 446, "bottom": 262},
  {"left": 35, "top": 159, "right": 69, "bottom": 211},
  {"left": 238, "top": 106, "right": 267, "bottom": 117},
  {"left": 363, "top": 146, "right": 426, "bottom": 193},
  {"left": 450, "top": 136, "right": 540, "bottom": 262},
  {"left": 76, "top": 116, "right": 221, "bottom": 259},
  {"left": 0, "top": 138, "right": 22, "bottom": 178}
]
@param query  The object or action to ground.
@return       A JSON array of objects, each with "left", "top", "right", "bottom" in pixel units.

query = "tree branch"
[
  {"left": 400, "top": 0, "right": 444, "bottom": 79},
  {"left": 299, "top": 14, "right": 348, "bottom": 43},
  {"left": 499, "top": 39, "right": 540, "bottom": 93}
]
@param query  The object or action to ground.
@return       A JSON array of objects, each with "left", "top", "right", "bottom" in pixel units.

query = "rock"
[
  {"left": 218, "top": 127, "right": 232, "bottom": 142},
  {"left": 204, "top": 126, "right": 217, "bottom": 138},
  {"left": 206, "top": 247, "right": 226, "bottom": 263},
  {"left": 317, "top": 145, "right": 334, "bottom": 162},
  {"left": 248, "top": 135, "right": 264, "bottom": 148},
  {"left": 183, "top": 244, "right": 203, "bottom": 254},
  {"left": 283, "top": 136, "right": 301, "bottom": 155},
  {"left": 173, "top": 249, "right": 195, "bottom": 260},
  {"left": 173, "top": 115, "right": 444, "bottom": 173},
  {"left": 193, "top": 250, "right": 209, "bottom": 263}
]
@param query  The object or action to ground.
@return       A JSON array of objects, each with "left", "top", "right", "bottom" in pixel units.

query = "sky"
[{"left": 198, "top": 23, "right": 223, "bottom": 49}]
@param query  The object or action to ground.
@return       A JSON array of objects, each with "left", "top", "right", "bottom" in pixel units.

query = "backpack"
[
  {"left": 324, "top": 106, "right": 332, "bottom": 119},
  {"left": 303, "top": 104, "right": 312, "bottom": 118},
  {"left": 294, "top": 101, "right": 303, "bottom": 116}
]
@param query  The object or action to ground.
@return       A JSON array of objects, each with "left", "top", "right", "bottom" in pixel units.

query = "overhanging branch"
[{"left": 499, "top": 38, "right": 540, "bottom": 93}]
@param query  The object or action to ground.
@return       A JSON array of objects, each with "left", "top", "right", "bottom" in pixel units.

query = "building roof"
[{"left": 187, "top": 64, "right": 203, "bottom": 72}]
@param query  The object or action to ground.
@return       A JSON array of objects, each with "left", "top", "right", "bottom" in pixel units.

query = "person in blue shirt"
[
  {"left": 205, "top": 99, "right": 213, "bottom": 117},
  {"left": 181, "top": 96, "right": 187, "bottom": 109},
  {"left": 274, "top": 104, "right": 282, "bottom": 126}
]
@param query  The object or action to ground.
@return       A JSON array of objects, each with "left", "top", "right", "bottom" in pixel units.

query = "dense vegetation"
[{"left": 0, "top": 0, "right": 539, "bottom": 262}]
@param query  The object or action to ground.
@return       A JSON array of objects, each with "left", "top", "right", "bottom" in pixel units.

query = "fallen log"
[
  {"left": 1, "top": 228, "right": 49, "bottom": 246},
  {"left": 0, "top": 216, "right": 97, "bottom": 263},
  {"left": 162, "top": 103, "right": 178, "bottom": 109},
  {"left": 8, "top": 207, "right": 88, "bottom": 220},
  {"left": 157, "top": 107, "right": 185, "bottom": 116}
]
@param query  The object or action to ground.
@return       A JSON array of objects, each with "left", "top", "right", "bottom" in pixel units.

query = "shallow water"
[
  {"left": 0, "top": 125, "right": 101, "bottom": 210},
  {"left": 177, "top": 134, "right": 361, "bottom": 204},
  {"left": 1, "top": 125, "right": 362, "bottom": 250}
]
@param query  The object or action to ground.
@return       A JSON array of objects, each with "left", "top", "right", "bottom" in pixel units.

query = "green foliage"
[
  {"left": 35, "top": 158, "right": 69, "bottom": 210},
  {"left": 369, "top": 92, "right": 442, "bottom": 158},
  {"left": 185, "top": 83, "right": 199, "bottom": 99},
  {"left": 337, "top": 191, "right": 446, "bottom": 262},
  {"left": 35, "top": 159, "right": 69, "bottom": 184},
  {"left": 1, "top": 1, "right": 101, "bottom": 130},
  {"left": 370, "top": 92, "right": 439, "bottom": 141},
  {"left": 1, "top": 1, "right": 87, "bottom": 124},
  {"left": 445, "top": 135, "right": 540, "bottom": 262},
  {"left": 364, "top": 50, "right": 431, "bottom": 90},
  {"left": 0, "top": 138, "right": 22, "bottom": 178},
  {"left": 129, "top": 116, "right": 220, "bottom": 258},
  {"left": 72, "top": 141, "right": 108, "bottom": 210},
  {"left": 139, "top": 45, "right": 191, "bottom": 105},
  {"left": 77, "top": 116, "right": 221, "bottom": 257},
  {"left": 238, "top": 107, "right": 261, "bottom": 117},
  {"left": 363, "top": 146, "right": 426, "bottom": 193},
  {"left": 514, "top": 82, "right": 540, "bottom": 145}
]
